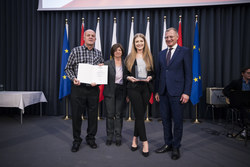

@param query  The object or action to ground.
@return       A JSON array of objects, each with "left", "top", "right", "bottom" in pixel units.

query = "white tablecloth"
[{"left": 0, "top": 91, "right": 47, "bottom": 124}]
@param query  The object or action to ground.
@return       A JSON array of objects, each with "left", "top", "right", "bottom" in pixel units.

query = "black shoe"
[
  {"left": 171, "top": 148, "right": 180, "bottom": 160},
  {"left": 155, "top": 144, "right": 172, "bottom": 153},
  {"left": 87, "top": 141, "right": 97, "bottom": 149},
  {"left": 142, "top": 151, "right": 149, "bottom": 157},
  {"left": 131, "top": 146, "right": 138, "bottom": 151},
  {"left": 106, "top": 140, "right": 112, "bottom": 146},
  {"left": 71, "top": 143, "right": 80, "bottom": 152},
  {"left": 116, "top": 140, "right": 121, "bottom": 146}
]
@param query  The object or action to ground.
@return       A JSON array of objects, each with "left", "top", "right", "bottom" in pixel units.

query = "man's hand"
[
  {"left": 90, "top": 83, "right": 97, "bottom": 87},
  {"left": 73, "top": 78, "right": 81, "bottom": 86},
  {"left": 155, "top": 93, "right": 160, "bottom": 102},
  {"left": 180, "top": 94, "right": 189, "bottom": 104}
]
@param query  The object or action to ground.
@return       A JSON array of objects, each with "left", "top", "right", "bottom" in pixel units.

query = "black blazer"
[
  {"left": 124, "top": 59, "right": 155, "bottom": 93},
  {"left": 223, "top": 78, "right": 242, "bottom": 97},
  {"left": 103, "top": 59, "right": 126, "bottom": 98}
]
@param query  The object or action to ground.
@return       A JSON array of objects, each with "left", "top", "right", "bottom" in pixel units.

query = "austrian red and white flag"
[
  {"left": 162, "top": 17, "right": 168, "bottom": 50},
  {"left": 110, "top": 18, "right": 117, "bottom": 59},
  {"left": 145, "top": 18, "right": 154, "bottom": 104},
  {"left": 177, "top": 18, "right": 183, "bottom": 46},
  {"left": 128, "top": 18, "right": 134, "bottom": 55},
  {"left": 95, "top": 19, "right": 104, "bottom": 102},
  {"left": 80, "top": 21, "right": 85, "bottom": 46}
]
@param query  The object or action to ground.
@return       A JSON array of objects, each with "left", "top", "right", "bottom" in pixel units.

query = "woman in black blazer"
[
  {"left": 103, "top": 43, "right": 127, "bottom": 146},
  {"left": 125, "top": 33, "right": 154, "bottom": 157}
]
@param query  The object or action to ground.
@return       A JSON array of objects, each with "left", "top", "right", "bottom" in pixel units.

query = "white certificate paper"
[{"left": 77, "top": 63, "right": 108, "bottom": 85}]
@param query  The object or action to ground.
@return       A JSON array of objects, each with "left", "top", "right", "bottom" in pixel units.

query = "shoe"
[
  {"left": 71, "top": 143, "right": 80, "bottom": 152},
  {"left": 142, "top": 151, "right": 149, "bottom": 157},
  {"left": 106, "top": 140, "right": 112, "bottom": 146},
  {"left": 142, "top": 141, "right": 149, "bottom": 157},
  {"left": 116, "top": 140, "right": 121, "bottom": 146},
  {"left": 87, "top": 141, "right": 97, "bottom": 149},
  {"left": 131, "top": 146, "right": 138, "bottom": 151},
  {"left": 155, "top": 144, "right": 172, "bottom": 153},
  {"left": 171, "top": 148, "right": 180, "bottom": 160}
]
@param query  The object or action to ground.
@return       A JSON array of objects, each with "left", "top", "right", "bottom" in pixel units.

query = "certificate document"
[{"left": 77, "top": 63, "right": 108, "bottom": 85}]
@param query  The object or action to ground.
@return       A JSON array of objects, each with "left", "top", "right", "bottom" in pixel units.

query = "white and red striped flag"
[{"left": 177, "top": 16, "right": 183, "bottom": 46}]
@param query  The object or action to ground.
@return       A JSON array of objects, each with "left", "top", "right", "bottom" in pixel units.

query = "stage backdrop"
[{"left": 0, "top": 0, "right": 250, "bottom": 119}]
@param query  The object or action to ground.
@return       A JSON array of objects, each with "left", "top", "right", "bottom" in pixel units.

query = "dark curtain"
[{"left": 0, "top": 0, "right": 250, "bottom": 118}]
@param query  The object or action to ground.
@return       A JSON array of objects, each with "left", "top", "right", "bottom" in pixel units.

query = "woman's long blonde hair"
[{"left": 125, "top": 33, "right": 154, "bottom": 72}]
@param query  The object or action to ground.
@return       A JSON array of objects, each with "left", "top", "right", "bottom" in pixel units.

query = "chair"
[{"left": 228, "top": 90, "right": 250, "bottom": 146}]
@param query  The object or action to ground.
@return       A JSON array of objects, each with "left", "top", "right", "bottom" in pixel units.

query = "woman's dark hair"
[{"left": 110, "top": 43, "right": 124, "bottom": 58}]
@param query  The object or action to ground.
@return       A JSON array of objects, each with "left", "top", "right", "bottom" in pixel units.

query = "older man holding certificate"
[{"left": 65, "top": 29, "right": 104, "bottom": 152}]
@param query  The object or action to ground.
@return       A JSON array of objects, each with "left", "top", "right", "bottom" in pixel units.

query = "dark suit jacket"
[
  {"left": 155, "top": 45, "right": 192, "bottom": 96},
  {"left": 124, "top": 59, "right": 155, "bottom": 93},
  {"left": 103, "top": 59, "right": 126, "bottom": 98},
  {"left": 223, "top": 78, "right": 242, "bottom": 97}
]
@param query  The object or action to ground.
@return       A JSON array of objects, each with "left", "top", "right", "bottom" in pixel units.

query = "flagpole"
[
  {"left": 193, "top": 104, "right": 200, "bottom": 123},
  {"left": 126, "top": 102, "right": 133, "bottom": 121},
  {"left": 63, "top": 96, "right": 70, "bottom": 120},
  {"left": 98, "top": 102, "right": 103, "bottom": 120},
  {"left": 145, "top": 105, "right": 152, "bottom": 122}
]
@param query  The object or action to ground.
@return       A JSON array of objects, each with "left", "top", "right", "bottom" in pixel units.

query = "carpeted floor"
[{"left": 0, "top": 115, "right": 250, "bottom": 167}]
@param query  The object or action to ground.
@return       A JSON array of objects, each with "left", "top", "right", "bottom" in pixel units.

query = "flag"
[
  {"left": 95, "top": 18, "right": 104, "bottom": 102},
  {"left": 111, "top": 18, "right": 117, "bottom": 59},
  {"left": 190, "top": 20, "right": 202, "bottom": 105},
  {"left": 128, "top": 17, "right": 134, "bottom": 54},
  {"left": 162, "top": 16, "right": 168, "bottom": 50},
  {"left": 177, "top": 18, "right": 183, "bottom": 46},
  {"left": 80, "top": 20, "right": 85, "bottom": 46},
  {"left": 95, "top": 18, "right": 102, "bottom": 52},
  {"left": 145, "top": 17, "right": 154, "bottom": 104},
  {"left": 59, "top": 23, "right": 71, "bottom": 99},
  {"left": 145, "top": 18, "right": 151, "bottom": 50}
]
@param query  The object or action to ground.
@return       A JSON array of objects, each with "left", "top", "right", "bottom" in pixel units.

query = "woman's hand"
[
  {"left": 145, "top": 76, "right": 152, "bottom": 82},
  {"left": 127, "top": 76, "right": 137, "bottom": 83}
]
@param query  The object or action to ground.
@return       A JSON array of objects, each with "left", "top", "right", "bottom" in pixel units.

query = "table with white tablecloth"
[{"left": 0, "top": 91, "right": 47, "bottom": 124}]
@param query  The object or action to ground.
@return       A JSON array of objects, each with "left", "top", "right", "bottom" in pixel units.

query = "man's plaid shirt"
[{"left": 65, "top": 45, "right": 104, "bottom": 81}]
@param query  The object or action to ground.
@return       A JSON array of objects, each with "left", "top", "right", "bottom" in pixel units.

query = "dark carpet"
[{"left": 0, "top": 115, "right": 250, "bottom": 167}]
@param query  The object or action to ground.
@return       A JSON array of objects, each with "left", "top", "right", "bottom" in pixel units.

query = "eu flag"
[
  {"left": 190, "top": 21, "right": 202, "bottom": 105},
  {"left": 59, "top": 24, "right": 71, "bottom": 99}
]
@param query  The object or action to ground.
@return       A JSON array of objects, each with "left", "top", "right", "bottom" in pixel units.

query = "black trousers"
[
  {"left": 127, "top": 83, "right": 150, "bottom": 141},
  {"left": 104, "top": 84, "right": 125, "bottom": 141},
  {"left": 70, "top": 84, "right": 99, "bottom": 144}
]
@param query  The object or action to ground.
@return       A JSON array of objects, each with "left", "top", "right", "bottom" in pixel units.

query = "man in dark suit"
[
  {"left": 155, "top": 27, "right": 192, "bottom": 160},
  {"left": 223, "top": 67, "right": 250, "bottom": 134},
  {"left": 223, "top": 67, "right": 250, "bottom": 97}
]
